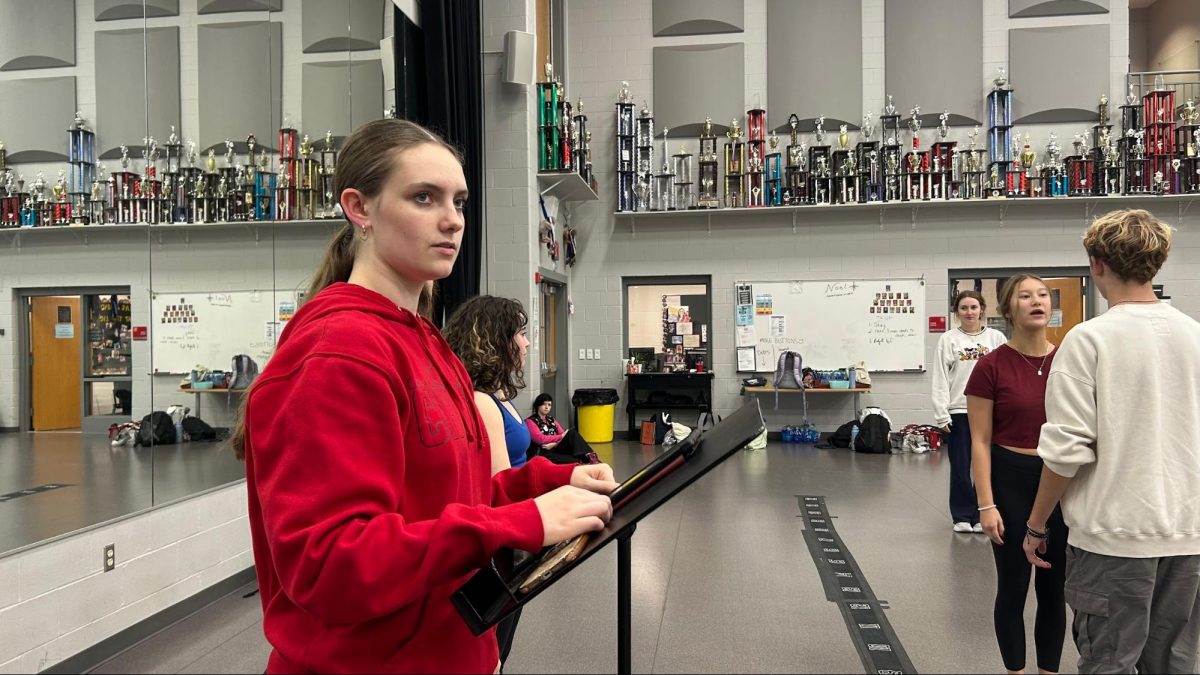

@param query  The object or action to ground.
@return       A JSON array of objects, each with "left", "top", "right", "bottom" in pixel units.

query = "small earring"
[{"left": 359, "top": 227, "right": 369, "bottom": 241}]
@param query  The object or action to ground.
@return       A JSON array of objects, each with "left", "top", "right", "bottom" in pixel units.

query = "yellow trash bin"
[{"left": 572, "top": 388, "right": 620, "bottom": 444}]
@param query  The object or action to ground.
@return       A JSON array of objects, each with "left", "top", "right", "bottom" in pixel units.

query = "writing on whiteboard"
[
  {"left": 825, "top": 281, "right": 859, "bottom": 297},
  {"left": 208, "top": 293, "right": 233, "bottom": 307},
  {"left": 760, "top": 336, "right": 806, "bottom": 347},
  {"left": 867, "top": 317, "right": 917, "bottom": 345}
]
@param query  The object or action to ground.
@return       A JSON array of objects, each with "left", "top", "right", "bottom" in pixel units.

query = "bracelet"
[
  {"left": 977, "top": 504, "right": 997, "bottom": 512},
  {"left": 1026, "top": 525, "right": 1048, "bottom": 539}
]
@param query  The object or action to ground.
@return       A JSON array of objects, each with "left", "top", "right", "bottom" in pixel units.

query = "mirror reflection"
[{"left": 0, "top": 0, "right": 388, "bottom": 555}]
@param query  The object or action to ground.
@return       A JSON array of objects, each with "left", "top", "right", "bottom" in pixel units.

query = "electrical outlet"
[
  {"left": 579, "top": 348, "right": 586, "bottom": 360},
  {"left": 588, "top": 349, "right": 597, "bottom": 360},
  {"left": 103, "top": 544, "right": 115, "bottom": 572},
  {"left": 594, "top": 350, "right": 601, "bottom": 360}
]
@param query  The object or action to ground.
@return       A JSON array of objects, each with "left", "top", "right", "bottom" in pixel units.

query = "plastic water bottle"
[
  {"left": 847, "top": 365, "right": 856, "bottom": 388},
  {"left": 849, "top": 423, "right": 860, "bottom": 449},
  {"left": 174, "top": 420, "right": 184, "bottom": 443}
]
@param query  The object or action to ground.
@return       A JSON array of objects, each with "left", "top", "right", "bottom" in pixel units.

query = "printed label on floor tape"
[
  {"left": 0, "top": 483, "right": 73, "bottom": 502},
  {"left": 798, "top": 495, "right": 917, "bottom": 675}
]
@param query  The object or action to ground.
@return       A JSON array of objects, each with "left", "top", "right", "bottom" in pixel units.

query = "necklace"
[{"left": 1013, "top": 346, "right": 1052, "bottom": 376}]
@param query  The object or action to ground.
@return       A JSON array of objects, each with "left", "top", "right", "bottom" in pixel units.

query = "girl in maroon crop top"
[{"left": 964, "top": 274, "right": 1068, "bottom": 675}]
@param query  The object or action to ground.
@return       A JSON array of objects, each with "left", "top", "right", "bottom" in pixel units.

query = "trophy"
[
  {"left": 968, "top": 125, "right": 980, "bottom": 151},
  {"left": 727, "top": 117, "right": 742, "bottom": 141},
  {"left": 324, "top": 130, "right": 335, "bottom": 152},
  {"left": 1126, "top": 83, "right": 1137, "bottom": 106},
  {"left": 993, "top": 67, "right": 1008, "bottom": 90},
  {"left": 861, "top": 111, "right": 875, "bottom": 140},
  {"left": 838, "top": 124, "right": 849, "bottom": 150},
  {"left": 938, "top": 111, "right": 949, "bottom": 140},
  {"left": 1021, "top": 134, "right": 1036, "bottom": 176},
  {"left": 206, "top": 148, "right": 217, "bottom": 173},
  {"left": 120, "top": 145, "right": 129, "bottom": 170},
  {"left": 814, "top": 115, "right": 825, "bottom": 145},
  {"left": 618, "top": 80, "right": 632, "bottom": 104},
  {"left": 168, "top": 125, "right": 179, "bottom": 146},
  {"left": 1073, "top": 131, "right": 1086, "bottom": 157},
  {"left": 1098, "top": 94, "right": 1110, "bottom": 127},
  {"left": 884, "top": 94, "right": 896, "bottom": 116},
  {"left": 788, "top": 113, "right": 800, "bottom": 146},
  {"left": 1184, "top": 99, "right": 1199, "bottom": 125},
  {"left": 908, "top": 106, "right": 921, "bottom": 149},
  {"left": 247, "top": 134, "right": 258, "bottom": 168},
  {"left": 186, "top": 141, "right": 197, "bottom": 168},
  {"left": 225, "top": 139, "right": 235, "bottom": 167}
]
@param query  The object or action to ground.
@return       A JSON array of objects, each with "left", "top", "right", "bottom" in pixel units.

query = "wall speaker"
[{"left": 503, "top": 30, "right": 535, "bottom": 85}]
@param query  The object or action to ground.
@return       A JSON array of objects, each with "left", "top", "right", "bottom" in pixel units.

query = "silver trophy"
[
  {"left": 119, "top": 145, "right": 129, "bottom": 170},
  {"left": 883, "top": 94, "right": 896, "bottom": 116},
  {"left": 861, "top": 111, "right": 875, "bottom": 140},
  {"left": 1126, "top": 83, "right": 1137, "bottom": 106},
  {"left": 968, "top": 125, "right": 980, "bottom": 152},
  {"left": 938, "top": 111, "right": 949, "bottom": 140},
  {"left": 1098, "top": 94, "right": 1109, "bottom": 127},
  {"left": 814, "top": 115, "right": 826, "bottom": 145},
  {"left": 908, "top": 106, "right": 922, "bottom": 146},
  {"left": 993, "top": 67, "right": 1008, "bottom": 90},
  {"left": 225, "top": 139, "right": 235, "bottom": 168}
]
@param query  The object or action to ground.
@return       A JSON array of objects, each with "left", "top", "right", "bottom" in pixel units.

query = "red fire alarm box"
[
  {"left": 928, "top": 316, "right": 947, "bottom": 333},
  {"left": 132, "top": 326, "right": 148, "bottom": 341}
]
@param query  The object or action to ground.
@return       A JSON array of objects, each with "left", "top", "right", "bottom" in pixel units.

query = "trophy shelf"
[
  {"left": 537, "top": 171, "right": 599, "bottom": 202},
  {"left": 0, "top": 218, "right": 342, "bottom": 246},
  {"left": 611, "top": 192, "right": 1200, "bottom": 222}
]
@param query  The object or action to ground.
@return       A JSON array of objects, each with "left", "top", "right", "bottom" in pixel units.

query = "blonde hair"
[
  {"left": 1083, "top": 209, "right": 1173, "bottom": 284},
  {"left": 998, "top": 273, "right": 1047, "bottom": 325}
]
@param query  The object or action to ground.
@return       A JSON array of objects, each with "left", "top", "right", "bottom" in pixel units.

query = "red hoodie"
[{"left": 244, "top": 283, "right": 575, "bottom": 674}]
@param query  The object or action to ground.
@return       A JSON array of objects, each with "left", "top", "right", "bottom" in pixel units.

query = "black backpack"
[
  {"left": 854, "top": 410, "right": 892, "bottom": 454},
  {"left": 136, "top": 411, "right": 176, "bottom": 446},
  {"left": 181, "top": 416, "right": 217, "bottom": 442},
  {"left": 830, "top": 419, "right": 858, "bottom": 448}
]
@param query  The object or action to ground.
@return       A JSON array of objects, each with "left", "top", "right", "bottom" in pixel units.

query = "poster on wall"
[
  {"left": 737, "top": 346, "right": 756, "bottom": 372},
  {"left": 755, "top": 294, "right": 773, "bottom": 315}
]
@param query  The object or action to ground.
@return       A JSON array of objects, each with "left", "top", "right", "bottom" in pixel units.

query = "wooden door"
[
  {"left": 30, "top": 296, "right": 82, "bottom": 430},
  {"left": 1043, "top": 277, "right": 1085, "bottom": 346}
]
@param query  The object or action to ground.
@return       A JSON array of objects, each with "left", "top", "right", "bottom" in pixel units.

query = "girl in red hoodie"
[{"left": 233, "top": 119, "right": 618, "bottom": 674}]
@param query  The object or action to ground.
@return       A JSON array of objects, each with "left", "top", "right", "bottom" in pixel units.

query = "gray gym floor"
[
  {"left": 86, "top": 439, "right": 1090, "bottom": 674},
  {"left": 0, "top": 431, "right": 245, "bottom": 553}
]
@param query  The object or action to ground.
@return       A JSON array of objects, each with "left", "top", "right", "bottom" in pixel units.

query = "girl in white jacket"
[{"left": 932, "top": 290, "right": 1006, "bottom": 532}]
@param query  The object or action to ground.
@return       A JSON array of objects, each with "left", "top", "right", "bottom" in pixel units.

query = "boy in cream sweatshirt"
[{"left": 1024, "top": 209, "right": 1200, "bottom": 674}]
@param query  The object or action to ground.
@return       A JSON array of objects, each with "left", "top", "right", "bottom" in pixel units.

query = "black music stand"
[{"left": 452, "top": 400, "right": 766, "bottom": 674}]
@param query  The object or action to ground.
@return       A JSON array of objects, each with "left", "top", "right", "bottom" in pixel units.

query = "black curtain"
[{"left": 397, "top": 0, "right": 484, "bottom": 327}]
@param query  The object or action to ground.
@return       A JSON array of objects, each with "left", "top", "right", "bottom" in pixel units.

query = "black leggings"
[{"left": 990, "top": 445, "right": 1067, "bottom": 673}]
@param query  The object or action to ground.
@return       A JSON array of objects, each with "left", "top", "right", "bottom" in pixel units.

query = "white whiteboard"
[
  {"left": 734, "top": 278, "right": 927, "bottom": 373},
  {"left": 151, "top": 290, "right": 294, "bottom": 374}
]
